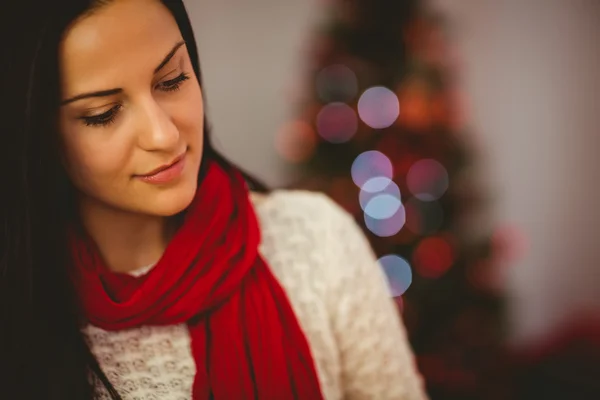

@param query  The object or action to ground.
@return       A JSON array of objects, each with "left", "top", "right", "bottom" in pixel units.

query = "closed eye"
[
  {"left": 156, "top": 72, "right": 190, "bottom": 92},
  {"left": 79, "top": 104, "right": 122, "bottom": 127}
]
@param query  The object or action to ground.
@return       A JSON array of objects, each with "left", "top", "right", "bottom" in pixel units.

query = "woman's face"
[{"left": 58, "top": 0, "right": 204, "bottom": 217}]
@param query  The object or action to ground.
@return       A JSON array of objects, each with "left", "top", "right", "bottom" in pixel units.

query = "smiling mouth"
[
  {"left": 138, "top": 152, "right": 186, "bottom": 177},
  {"left": 133, "top": 150, "right": 188, "bottom": 185}
]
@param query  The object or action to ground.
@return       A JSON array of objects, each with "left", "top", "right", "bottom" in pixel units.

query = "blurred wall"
[
  {"left": 187, "top": 0, "right": 600, "bottom": 345},
  {"left": 431, "top": 0, "right": 600, "bottom": 344},
  {"left": 185, "top": 0, "right": 323, "bottom": 187}
]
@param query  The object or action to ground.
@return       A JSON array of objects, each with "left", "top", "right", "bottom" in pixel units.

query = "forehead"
[{"left": 60, "top": 0, "right": 183, "bottom": 90}]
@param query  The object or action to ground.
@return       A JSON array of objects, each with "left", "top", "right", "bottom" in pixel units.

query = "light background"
[{"left": 186, "top": 0, "right": 600, "bottom": 345}]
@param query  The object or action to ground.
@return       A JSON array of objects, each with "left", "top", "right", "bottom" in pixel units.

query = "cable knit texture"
[{"left": 83, "top": 190, "right": 428, "bottom": 399}]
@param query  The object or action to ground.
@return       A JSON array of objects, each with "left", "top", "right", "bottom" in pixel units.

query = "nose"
[{"left": 135, "top": 96, "right": 180, "bottom": 152}]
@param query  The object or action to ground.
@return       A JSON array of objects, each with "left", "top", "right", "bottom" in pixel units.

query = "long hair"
[{"left": 0, "top": 1, "right": 265, "bottom": 398}]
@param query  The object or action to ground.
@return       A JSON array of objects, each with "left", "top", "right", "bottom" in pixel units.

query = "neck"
[{"left": 77, "top": 197, "right": 176, "bottom": 274}]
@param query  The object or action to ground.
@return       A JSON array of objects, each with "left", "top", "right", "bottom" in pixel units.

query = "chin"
[{"left": 143, "top": 180, "right": 198, "bottom": 217}]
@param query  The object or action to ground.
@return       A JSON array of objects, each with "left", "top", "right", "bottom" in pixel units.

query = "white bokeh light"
[
  {"left": 360, "top": 176, "right": 393, "bottom": 193},
  {"left": 351, "top": 150, "right": 393, "bottom": 188},
  {"left": 358, "top": 86, "right": 400, "bottom": 129},
  {"left": 364, "top": 204, "right": 406, "bottom": 237},
  {"left": 378, "top": 254, "right": 413, "bottom": 297},
  {"left": 364, "top": 194, "right": 402, "bottom": 220},
  {"left": 359, "top": 179, "right": 401, "bottom": 215}
]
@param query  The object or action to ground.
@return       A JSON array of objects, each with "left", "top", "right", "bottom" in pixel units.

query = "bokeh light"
[
  {"left": 378, "top": 254, "right": 413, "bottom": 297},
  {"left": 405, "top": 197, "right": 444, "bottom": 235},
  {"left": 358, "top": 86, "right": 400, "bottom": 129},
  {"left": 396, "top": 79, "right": 432, "bottom": 131},
  {"left": 275, "top": 120, "right": 317, "bottom": 163},
  {"left": 413, "top": 236, "right": 454, "bottom": 278},
  {"left": 316, "top": 102, "right": 358, "bottom": 143},
  {"left": 364, "top": 204, "right": 406, "bottom": 237},
  {"left": 351, "top": 150, "right": 393, "bottom": 188},
  {"left": 360, "top": 176, "right": 393, "bottom": 193},
  {"left": 364, "top": 193, "right": 402, "bottom": 220},
  {"left": 316, "top": 64, "right": 358, "bottom": 102},
  {"left": 357, "top": 170, "right": 404, "bottom": 237},
  {"left": 406, "top": 159, "right": 449, "bottom": 201},
  {"left": 359, "top": 178, "right": 400, "bottom": 210}
]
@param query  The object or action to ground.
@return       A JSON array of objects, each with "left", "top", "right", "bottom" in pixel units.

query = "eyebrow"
[{"left": 61, "top": 40, "right": 187, "bottom": 105}]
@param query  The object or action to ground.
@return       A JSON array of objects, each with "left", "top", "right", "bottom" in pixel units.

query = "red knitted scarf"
[{"left": 70, "top": 160, "right": 323, "bottom": 399}]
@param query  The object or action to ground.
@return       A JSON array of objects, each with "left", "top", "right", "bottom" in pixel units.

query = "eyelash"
[
  {"left": 81, "top": 104, "right": 122, "bottom": 127},
  {"left": 80, "top": 72, "right": 191, "bottom": 127},
  {"left": 157, "top": 72, "right": 190, "bottom": 92}
]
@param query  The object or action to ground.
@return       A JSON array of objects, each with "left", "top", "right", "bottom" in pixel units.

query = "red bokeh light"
[
  {"left": 413, "top": 236, "right": 455, "bottom": 278},
  {"left": 275, "top": 120, "right": 318, "bottom": 163}
]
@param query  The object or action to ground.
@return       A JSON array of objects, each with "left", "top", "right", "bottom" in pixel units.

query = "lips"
[
  {"left": 139, "top": 153, "right": 186, "bottom": 177},
  {"left": 135, "top": 152, "right": 187, "bottom": 184}
]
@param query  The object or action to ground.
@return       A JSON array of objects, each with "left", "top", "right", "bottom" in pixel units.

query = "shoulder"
[
  {"left": 250, "top": 189, "right": 364, "bottom": 271},
  {"left": 250, "top": 188, "right": 378, "bottom": 304},
  {"left": 250, "top": 189, "right": 355, "bottom": 240},
  {"left": 250, "top": 189, "right": 345, "bottom": 217}
]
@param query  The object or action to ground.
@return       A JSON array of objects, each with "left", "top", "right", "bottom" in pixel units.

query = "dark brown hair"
[{"left": 0, "top": 0, "right": 264, "bottom": 398}]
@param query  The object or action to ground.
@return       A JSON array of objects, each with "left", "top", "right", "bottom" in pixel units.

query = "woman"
[{"left": 0, "top": 0, "right": 427, "bottom": 399}]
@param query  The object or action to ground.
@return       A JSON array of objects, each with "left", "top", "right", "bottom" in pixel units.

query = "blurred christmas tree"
[{"left": 278, "top": 0, "right": 510, "bottom": 398}]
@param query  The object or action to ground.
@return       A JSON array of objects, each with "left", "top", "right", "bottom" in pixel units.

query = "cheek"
[
  {"left": 173, "top": 85, "right": 205, "bottom": 148},
  {"left": 61, "top": 130, "right": 134, "bottom": 189}
]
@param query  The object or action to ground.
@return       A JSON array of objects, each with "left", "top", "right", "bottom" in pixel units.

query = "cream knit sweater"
[{"left": 84, "top": 190, "right": 428, "bottom": 399}]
